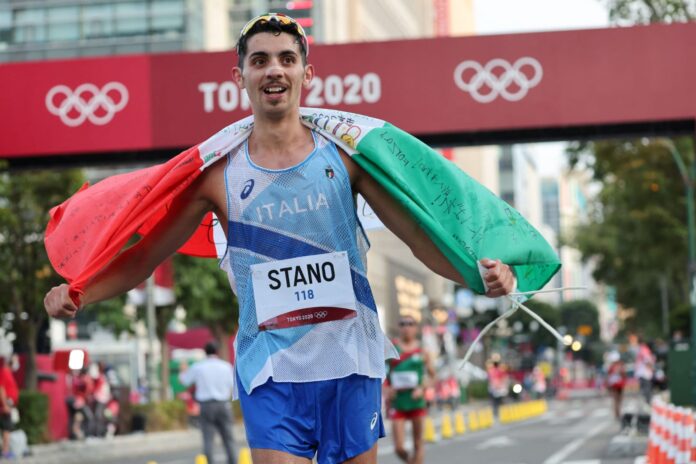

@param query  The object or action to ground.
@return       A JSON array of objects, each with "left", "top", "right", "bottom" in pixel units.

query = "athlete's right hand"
[{"left": 44, "top": 283, "right": 80, "bottom": 319}]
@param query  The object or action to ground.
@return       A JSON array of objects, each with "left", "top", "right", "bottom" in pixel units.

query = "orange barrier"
[{"left": 647, "top": 398, "right": 696, "bottom": 464}]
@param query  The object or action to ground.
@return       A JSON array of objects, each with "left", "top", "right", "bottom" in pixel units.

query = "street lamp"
[{"left": 659, "top": 138, "right": 696, "bottom": 405}]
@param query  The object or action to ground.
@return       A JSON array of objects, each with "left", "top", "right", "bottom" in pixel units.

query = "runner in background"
[
  {"left": 605, "top": 350, "right": 626, "bottom": 421},
  {"left": 384, "top": 314, "right": 435, "bottom": 464}
]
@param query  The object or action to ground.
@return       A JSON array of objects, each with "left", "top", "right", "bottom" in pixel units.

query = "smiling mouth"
[{"left": 263, "top": 86, "right": 287, "bottom": 95}]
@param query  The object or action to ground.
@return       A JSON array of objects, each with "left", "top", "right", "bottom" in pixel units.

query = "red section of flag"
[
  {"left": 44, "top": 145, "right": 209, "bottom": 304},
  {"left": 258, "top": 307, "right": 357, "bottom": 331},
  {"left": 441, "top": 148, "right": 453, "bottom": 160},
  {"left": 287, "top": 1, "right": 313, "bottom": 9}
]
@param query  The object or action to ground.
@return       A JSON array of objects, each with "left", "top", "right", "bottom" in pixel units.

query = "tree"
[
  {"left": 507, "top": 299, "right": 561, "bottom": 349},
  {"left": 603, "top": 0, "right": 695, "bottom": 24},
  {"left": 173, "top": 255, "right": 238, "bottom": 361},
  {"left": 560, "top": 299, "right": 601, "bottom": 341},
  {"left": 0, "top": 165, "right": 84, "bottom": 389},
  {"left": 567, "top": 138, "right": 692, "bottom": 335}
]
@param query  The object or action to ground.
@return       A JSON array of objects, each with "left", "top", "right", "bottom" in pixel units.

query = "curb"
[{"left": 18, "top": 424, "right": 247, "bottom": 464}]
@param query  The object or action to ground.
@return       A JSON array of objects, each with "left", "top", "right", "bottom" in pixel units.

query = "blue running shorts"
[{"left": 238, "top": 373, "right": 385, "bottom": 463}]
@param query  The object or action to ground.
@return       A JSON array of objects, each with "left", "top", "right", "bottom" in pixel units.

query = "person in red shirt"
[
  {"left": 605, "top": 351, "right": 626, "bottom": 420},
  {"left": 0, "top": 357, "right": 19, "bottom": 458},
  {"left": 487, "top": 354, "right": 509, "bottom": 419}
]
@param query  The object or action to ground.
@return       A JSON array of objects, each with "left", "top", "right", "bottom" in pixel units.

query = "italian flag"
[{"left": 45, "top": 108, "right": 560, "bottom": 303}]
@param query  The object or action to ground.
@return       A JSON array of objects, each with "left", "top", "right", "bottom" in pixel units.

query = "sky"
[
  {"left": 473, "top": 0, "right": 611, "bottom": 176},
  {"left": 474, "top": 0, "right": 610, "bottom": 35}
]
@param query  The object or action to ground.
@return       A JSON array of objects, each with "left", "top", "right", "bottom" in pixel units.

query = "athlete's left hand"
[
  {"left": 411, "top": 387, "right": 424, "bottom": 399},
  {"left": 480, "top": 258, "right": 516, "bottom": 298}
]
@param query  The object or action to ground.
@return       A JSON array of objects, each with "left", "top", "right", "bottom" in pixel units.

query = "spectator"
[
  {"left": 531, "top": 365, "right": 547, "bottom": 399},
  {"left": 179, "top": 342, "right": 236, "bottom": 464},
  {"left": 0, "top": 357, "right": 18, "bottom": 459},
  {"left": 68, "top": 367, "right": 95, "bottom": 439},
  {"left": 487, "top": 354, "right": 509, "bottom": 419},
  {"left": 91, "top": 362, "right": 112, "bottom": 437},
  {"left": 631, "top": 334, "right": 655, "bottom": 404}
]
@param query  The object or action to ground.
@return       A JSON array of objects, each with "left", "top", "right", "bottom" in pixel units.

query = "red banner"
[{"left": 1, "top": 23, "right": 695, "bottom": 158}]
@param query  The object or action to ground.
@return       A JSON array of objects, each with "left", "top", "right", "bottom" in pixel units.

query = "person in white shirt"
[{"left": 180, "top": 342, "right": 236, "bottom": 464}]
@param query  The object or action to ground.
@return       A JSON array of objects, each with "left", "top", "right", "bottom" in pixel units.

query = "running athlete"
[
  {"left": 44, "top": 13, "right": 516, "bottom": 464},
  {"left": 384, "top": 315, "right": 435, "bottom": 464}
]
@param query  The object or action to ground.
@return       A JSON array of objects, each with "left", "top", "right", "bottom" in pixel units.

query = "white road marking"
[
  {"left": 475, "top": 435, "right": 516, "bottom": 450},
  {"left": 543, "top": 421, "right": 612, "bottom": 464}
]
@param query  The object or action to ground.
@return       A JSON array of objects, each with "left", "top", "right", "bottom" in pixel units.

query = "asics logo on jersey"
[
  {"left": 241, "top": 179, "right": 255, "bottom": 199},
  {"left": 370, "top": 412, "right": 378, "bottom": 430}
]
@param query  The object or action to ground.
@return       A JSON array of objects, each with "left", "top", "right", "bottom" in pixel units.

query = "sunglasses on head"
[
  {"left": 399, "top": 320, "right": 416, "bottom": 327},
  {"left": 238, "top": 13, "right": 309, "bottom": 56}
]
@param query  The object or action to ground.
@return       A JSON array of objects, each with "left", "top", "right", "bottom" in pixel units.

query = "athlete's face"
[
  {"left": 399, "top": 317, "right": 418, "bottom": 341},
  {"left": 233, "top": 32, "right": 313, "bottom": 118}
]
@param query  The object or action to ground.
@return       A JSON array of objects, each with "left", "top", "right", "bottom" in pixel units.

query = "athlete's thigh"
[
  {"left": 392, "top": 419, "right": 406, "bottom": 447},
  {"left": 252, "top": 448, "right": 313, "bottom": 464},
  {"left": 411, "top": 416, "right": 424, "bottom": 441},
  {"left": 341, "top": 442, "right": 378, "bottom": 464}
]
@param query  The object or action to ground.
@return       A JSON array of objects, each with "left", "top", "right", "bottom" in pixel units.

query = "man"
[
  {"left": 384, "top": 314, "right": 435, "bottom": 464},
  {"left": 45, "top": 13, "right": 516, "bottom": 463},
  {"left": 179, "top": 342, "right": 236, "bottom": 464}
]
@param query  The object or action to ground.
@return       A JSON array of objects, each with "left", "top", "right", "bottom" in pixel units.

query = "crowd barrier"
[
  {"left": 424, "top": 399, "right": 548, "bottom": 443},
  {"left": 647, "top": 397, "right": 695, "bottom": 464}
]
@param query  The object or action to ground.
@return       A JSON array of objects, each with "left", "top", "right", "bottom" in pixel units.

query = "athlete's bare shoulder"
[
  {"left": 195, "top": 158, "right": 228, "bottom": 222},
  {"left": 336, "top": 146, "right": 361, "bottom": 186}
]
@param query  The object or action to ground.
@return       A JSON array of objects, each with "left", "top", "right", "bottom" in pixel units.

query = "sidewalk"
[{"left": 17, "top": 422, "right": 247, "bottom": 464}]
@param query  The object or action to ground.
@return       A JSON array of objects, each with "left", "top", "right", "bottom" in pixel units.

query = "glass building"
[{"left": 0, "top": 0, "right": 316, "bottom": 63}]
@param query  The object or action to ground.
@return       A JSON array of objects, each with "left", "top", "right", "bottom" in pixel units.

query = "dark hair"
[
  {"left": 204, "top": 341, "right": 218, "bottom": 356},
  {"left": 236, "top": 19, "right": 308, "bottom": 68}
]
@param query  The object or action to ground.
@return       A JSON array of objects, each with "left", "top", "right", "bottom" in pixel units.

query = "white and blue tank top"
[{"left": 220, "top": 130, "right": 395, "bottom": 395}]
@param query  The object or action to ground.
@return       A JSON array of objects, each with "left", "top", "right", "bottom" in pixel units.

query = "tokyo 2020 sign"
[{"left": 1, "top": 23, "right": 695, "bottom": 158}]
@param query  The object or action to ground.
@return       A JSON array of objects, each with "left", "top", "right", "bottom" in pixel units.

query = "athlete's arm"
[
  {"left": 44, "top": 173, "right": 217, "bottom": 319},
  {"left": 341, "top": 151, "right": 515, "bottom": 296}
]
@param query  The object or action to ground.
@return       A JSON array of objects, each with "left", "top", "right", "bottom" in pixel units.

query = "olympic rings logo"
[
  {"left": 314, "top": 311, "right": 328, "bottom": 319},
  {"left": 45, "top": 82, "right": 129, "bottom": 127},
  {"left": 453, "top": 57, "right": 543, "bottom": 103}
]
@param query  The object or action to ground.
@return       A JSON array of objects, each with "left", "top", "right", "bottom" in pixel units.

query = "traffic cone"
[
  {"left": 441, "top": 413, "right": 454, "bottom": 439},
  {"left": 238, "top": 447, "right": 252, "bottom": 464},
  {"left": 468, "top": 410, "right": 480, "bottom": 431},
  {"left": 424, "top": 416, "right": 438, "bottom": 443},
  {"left": 454, "top": 411, "right": 467, "bottom": 435},
  {"left": 194, "top": 455, "right": 207, "bottom": 464}
]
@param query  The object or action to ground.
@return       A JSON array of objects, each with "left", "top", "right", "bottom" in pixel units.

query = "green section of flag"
[{"left": 354, "top": 123, "right": 560, "bottom": 294}]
